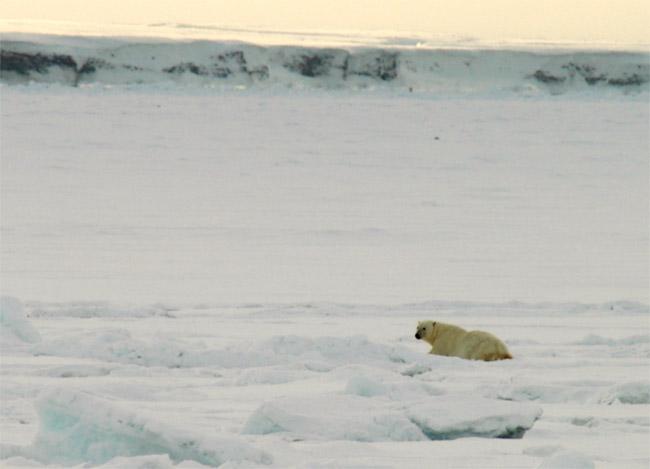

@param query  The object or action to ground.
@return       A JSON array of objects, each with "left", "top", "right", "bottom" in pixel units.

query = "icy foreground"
[
  {"left": 1, "top": 298, "right": 649, "bottom": 468},
  {"left": 3, "top": 388, "right": 270, "bottom": 466}
]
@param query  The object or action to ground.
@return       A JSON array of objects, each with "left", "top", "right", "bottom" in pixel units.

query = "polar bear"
[{"left": 415, "top": 321, "right": 512, "bottom": 361}]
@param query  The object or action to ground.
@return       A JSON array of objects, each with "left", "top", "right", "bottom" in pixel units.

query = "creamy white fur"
[{"left": 416, "top": 321, "right": 512, "bottom": 361}]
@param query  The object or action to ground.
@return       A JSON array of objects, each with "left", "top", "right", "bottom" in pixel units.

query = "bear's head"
[{"left": 415, "top": 320, "right": 436, "bottom": 340}]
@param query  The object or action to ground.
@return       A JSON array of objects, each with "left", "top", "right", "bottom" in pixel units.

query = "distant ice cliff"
[{"left": 1, "top": 36, "right": 648, "bottom": 96}]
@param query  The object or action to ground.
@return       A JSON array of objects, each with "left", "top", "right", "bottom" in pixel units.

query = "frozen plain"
[{"left": 1, "top": 86, "right": 649, "bottom": 468}]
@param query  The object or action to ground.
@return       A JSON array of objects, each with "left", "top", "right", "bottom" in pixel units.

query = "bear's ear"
[{"left": 432, "top": 321, "right": 437, "bottom": 327}]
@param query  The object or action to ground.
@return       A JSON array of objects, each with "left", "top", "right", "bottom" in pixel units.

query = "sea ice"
[
  {"left": 344, "top": 373, "right": 444, "bottom": 400},
  {"left": 1, "top": 71, "right": 648, "bottom": 468},
  {"left": 6, "top": 388, "right": 271, "bottom": 466},
  {"left": 243, "top": 395, "right": 427, "bottom": 442},
  {"left": 576, "top": 334, "right": 650, "bottom": 346},
  {"left": 599, "top": 381, "right": 650, "bottom": 405},
  {"left": 244, "top": 393, "right": 541, "bottom": 442},
  {"left": 538, "top": 450, "right": 595, "bottom": 469},
  {"left": 0, "top": 296, "right": 41, "bottom": 344},
  {"left": 37, "top": 364, "right": 113, "bottom": 378},
  {"left": 493, "top": 379, "right": 650, "bottom": 405},
  {"left": 234, "top": 365, "right": 315, "bottom": 386},
  {"left": 32, "top": 332, "right": 420, "bottom": 370},
  {"left": 404, "top": 395, "right": 542, "bottom": 439}
]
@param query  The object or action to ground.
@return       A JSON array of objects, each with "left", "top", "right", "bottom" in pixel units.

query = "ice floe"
[
  {"left": 344, "top": 372, "right": 444, "bottom": 400},
  {"left": 4, "top": 388, "right": 271, "bottom": 466},
  {"left": 598, "top": 381, "right": 650, "bottom": 405},
  {"left": 244, "top": 393, "right": 541, "bottom": 442},
  {"left": 0, "top": 296, "right": 41, "bottom": 344},
  {"left": 537, "top": 450, "right": 595, "bottom": 469},
  {"left": 404, "top": 396, "right": 542, "bottom": 440},
  {"left": 243, "top": 395, "right": 427, "bottom": 442}
]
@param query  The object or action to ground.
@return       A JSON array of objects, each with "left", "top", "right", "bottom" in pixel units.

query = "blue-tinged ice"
[
  {"left": 6, "top": 388, "right": 271, "bottom": 466},
  {"left": 0, "top": 296, "right": 41, "bottom": 344}
]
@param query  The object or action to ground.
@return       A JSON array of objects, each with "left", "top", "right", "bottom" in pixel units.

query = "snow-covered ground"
[
  {"left": 2, "top": 89, "right": 648, "bottom": 305},
  {"left": 1, "top": 298, "right": 649, "bottom": 468},
  {"left": 1, "top": 80, "right": 649, "bottom": 468}
]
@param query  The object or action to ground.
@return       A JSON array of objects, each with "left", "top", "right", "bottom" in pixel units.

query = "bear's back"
[
  {"left": 463, "top": 330, "right": 511, "bottom": 360},
  {"left": 435, "top": 322, "right": 467, "bottom": 336}
]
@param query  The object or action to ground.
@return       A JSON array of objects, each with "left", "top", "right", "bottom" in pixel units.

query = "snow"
[
  {"left": 1, "top": 90, "right": 648, "bottom": 306},
  {"left": 344, "top": 373, "right": 444, "bottom": 400},
  {"left": 1, "top": 300, "right": 648, "bottom": 467},
  {"left": 37, "top": 364, "right": 113, "bottom": 379},
  {"left": 1, "top": 56, "right": 649, "bottom": 467},
  {"left": 31, "top": 331, "right": 419, "bottom": 369},
  {"left": 576, "top": 334, "right": 650, "bottom": 346},
  {"left": 538, "top": 450, "right": 595, "bottom": 469}
]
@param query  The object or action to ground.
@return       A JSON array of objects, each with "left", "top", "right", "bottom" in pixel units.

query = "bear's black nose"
[{"left": 415, "top": 332, "right": 421, "bottom": 339}]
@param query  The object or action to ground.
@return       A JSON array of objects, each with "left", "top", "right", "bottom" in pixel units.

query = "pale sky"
[{"left": 2, "top": 0, "right": 649, "bottom": 46}]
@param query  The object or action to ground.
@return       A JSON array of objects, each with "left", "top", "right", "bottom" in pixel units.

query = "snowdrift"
[
  {"left": 1, "top": 36, "right": 648, "bottom": 96},
  {"left": 6, "top": 388, "right": 270, "bottom": 466},
  {"left": 0, "top": 296, "right": 41, "bottom": 344},
  {"left": 243, "top": 394, "right": 541, "bottom": 441}
]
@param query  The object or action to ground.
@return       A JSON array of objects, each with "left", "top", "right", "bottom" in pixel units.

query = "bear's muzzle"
[{"left": 415, "top": 332, "right": 421, "bottom": 339}]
